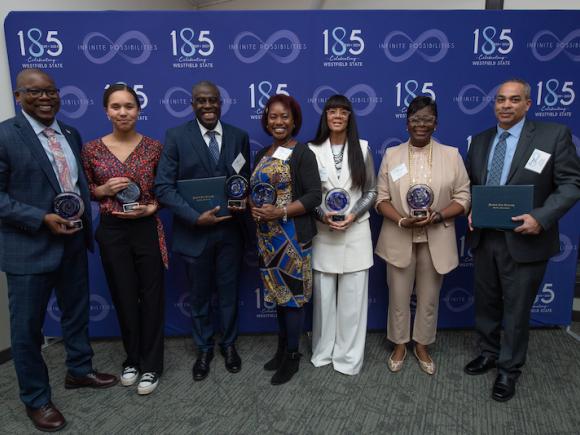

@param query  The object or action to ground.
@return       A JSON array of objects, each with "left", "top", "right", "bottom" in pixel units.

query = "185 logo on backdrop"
[
  {"left": 471, "top": 26, "right": 513, "bottom": 66},
  {"left": 105, "top": 83, "right": 150, "bottom": 121},
  {"left": 170, "top": 28, "right": 215, "bottom": 69},
  {"left": 248, "top": 81, "right": 290, "bottom": 119},
  {"left": 534, "top": 79, "right": 574, "bottom": 118},
  {"left": 322, "top": 27, "right": 365, "bottom": 68},
  {"left": 16, "top": 28, "right": 64, "bottom": 69},
  {"left": 392, "top": 80, "right": 436, "bottom": 119}
]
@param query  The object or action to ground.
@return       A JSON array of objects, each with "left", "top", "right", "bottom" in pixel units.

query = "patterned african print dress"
[{"left": 251, "top": 153, "right": 312, "bottom": 308}]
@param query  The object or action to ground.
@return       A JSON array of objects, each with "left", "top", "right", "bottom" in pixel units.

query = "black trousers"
[
  {"left": 96, "top": 215, "right": 165, "bottom": 374},
  {"left": 473, "top": 230, "right": 548, "bottom": 379}
]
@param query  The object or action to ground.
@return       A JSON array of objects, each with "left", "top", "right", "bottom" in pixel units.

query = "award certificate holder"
[
  {"left": 472, "top": 185, "right": 534, "bottom": 230},
  {"left": 177, "top": 176, "right": 230, "bottom": 217}
]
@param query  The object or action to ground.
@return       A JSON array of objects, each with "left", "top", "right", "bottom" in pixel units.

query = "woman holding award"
[
  {"left": 375, "top": 96, "right": 470, "bottom": 375},
  {"left": 308, "top": 95, "right": 377, "bottom": 375},
  {"left": 81, "top": 84, "right": 167, "bottom": 394},
  {"left": 250, "top": 94, "right": 321, "bottom": 385}
]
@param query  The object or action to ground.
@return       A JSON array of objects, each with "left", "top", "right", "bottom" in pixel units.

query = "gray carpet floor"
[{"left": 1, "top": 325, "right": 579, "bottom": 435}]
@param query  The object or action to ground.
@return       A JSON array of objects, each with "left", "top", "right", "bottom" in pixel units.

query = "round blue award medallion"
[
  {"left": 226, "top": 175, "right": 249, "bottom": 208},
  {"left": 251, "top": 182, "right": 277, "bottom": 207},
  {"left": 116, "top": 181, "right": 141, "bottom": 212},
  {"left": 406, "top": 184, "right": 434, "bottom": 217},
  {"left": 325, "top": 188, "right": 351, "bottom": 221},
  {"left": 54, "top": 192, "right": 84, "bottom": 229}
]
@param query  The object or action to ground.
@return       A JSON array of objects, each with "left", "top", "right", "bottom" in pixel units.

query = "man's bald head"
[{"left": 14, "top": 68, "right": 61, "bottom": 126}]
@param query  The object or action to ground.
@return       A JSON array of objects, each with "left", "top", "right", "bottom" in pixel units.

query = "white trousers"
[{"left": 311, "top": 269, "right": 369, "bottom": 375}]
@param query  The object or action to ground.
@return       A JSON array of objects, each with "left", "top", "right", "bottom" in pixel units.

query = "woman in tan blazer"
[{"left": 375, "top": 96, "right": 470, "bottom": 374}]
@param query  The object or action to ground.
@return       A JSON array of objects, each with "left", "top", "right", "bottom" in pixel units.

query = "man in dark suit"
[
  {"left": 465, "top": 78, "right": 580, "bottom": 402},
  {"left": 0, "top": 69, "right": 117, "bottom": 431},
  {"left": 155, "top": 80, "right": 250, "bottom": 381}
]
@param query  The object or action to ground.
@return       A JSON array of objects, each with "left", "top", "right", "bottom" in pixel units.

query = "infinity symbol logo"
[
  {"left": 383, "top": 29, "right": 449, "bottom": 62},
  {"left": 59, "top": 86, "right": 89, "bottom": 119},
  {"left": 456, "top": 84, "right": 499, "bottom": 115},
  {"left": 232, "top": 30, "right": 301, "bottom": 64},
  {"left": 162, "top": 86, "right": 232, "bottom": 118},
  {"left": 530, "top": 30, "right": 580, "bottom": 62},
  {"left": 311, "top": 84, "right": 377, "bottom": 116},
  {"left": 82, "top": 30, "right": 153, "bottom": 64}
]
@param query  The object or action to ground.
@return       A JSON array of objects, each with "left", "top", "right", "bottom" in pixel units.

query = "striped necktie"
[
  {"left": 486, "top": 131, "right": 510, "bottom": 185},
  {"left": 207, "top": 130, "right": 220, "bottom": 165}
]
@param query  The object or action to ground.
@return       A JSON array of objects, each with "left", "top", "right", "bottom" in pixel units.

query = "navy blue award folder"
[
  {"left": 177, "top": 176, "right": 230, "bottom": 217},
  {"left": 472, "top": 185, "right": 534, "bottom": 230}
]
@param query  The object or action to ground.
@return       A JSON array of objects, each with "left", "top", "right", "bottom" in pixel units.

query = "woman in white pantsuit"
[{"left": 308, "top": 95, "right": 377, "bottom": 375}]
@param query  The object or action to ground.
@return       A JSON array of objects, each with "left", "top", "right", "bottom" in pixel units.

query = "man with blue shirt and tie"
[
  {"left": 155, "top": 80, "right": 250, "bottom": 381},
  {"left": 0, "top": 69, "right": 117, "bottom": 432},
  {"left": 464, "top": 79, "right": 580, "bottom": 402}
]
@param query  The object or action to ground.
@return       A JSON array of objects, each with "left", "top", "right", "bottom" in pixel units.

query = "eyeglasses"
[
  {"left": 17, "top": 88, "right": 60, "bottom": 98},
  {"left": 193, "top": 96, "right": 220, "bottom": 105},
  {"left": 326, "top": 108, "right": 351, "bottom": 118},
  {"left": 408, "top": 116, "right": 436, "bottom": 126}
]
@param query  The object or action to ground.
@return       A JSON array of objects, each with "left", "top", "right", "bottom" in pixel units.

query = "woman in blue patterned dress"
[{"left": 251, "top": 95, "right": 321, "bottom": 385}]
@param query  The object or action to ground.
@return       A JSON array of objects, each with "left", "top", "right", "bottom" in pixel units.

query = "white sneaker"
[
  {"left": 121, "top": 366, "right": 139, "bottom": 386},
  {"left": 137, "top": 372, "right": 159, "bottom": 395}
]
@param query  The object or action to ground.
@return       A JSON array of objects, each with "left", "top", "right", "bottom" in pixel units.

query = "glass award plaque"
[
  {"left": 225, "top": 175, "right": 249, "bottom": 208},
  {"left": 325, "top": 188, "right": 351, "bottom": 221},
  {"left": 53, "top": 192, "right": 84, "bottom": 229},
  {"left": 406, "top": 184, "right": 434, "bottom": 218},
  {"left": 251, "top": 182, "right": 277, "bottom": 207},
  {"left": 116, "top": 181, "right": 141, "bottom": 212}
]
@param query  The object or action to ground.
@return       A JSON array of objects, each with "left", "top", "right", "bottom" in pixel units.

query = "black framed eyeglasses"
[
  {"left": 16, "top": 88, "right": 60, "bottom": 98},
  {"left": 192, "top": 96, "right": 221, "bottom": 105},
  {"left": 408, "top": 116, "right": 436, "bottom": 126}
]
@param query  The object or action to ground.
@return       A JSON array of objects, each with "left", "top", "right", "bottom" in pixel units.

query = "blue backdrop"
[{"left": 4, "top": 10, "right": 579, "bottom": 336}]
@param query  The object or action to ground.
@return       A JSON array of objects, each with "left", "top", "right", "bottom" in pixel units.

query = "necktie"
[
  {"left": 43, "top": 127, "right": 74, "bottom": 192},
  {"left": 207, "top": 131, "right": 220, "bottom": 165},
  {"left": 486, "top": 131, "right": 510, "bottom": 185}
]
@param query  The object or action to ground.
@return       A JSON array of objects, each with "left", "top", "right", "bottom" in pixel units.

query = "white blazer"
[{"left": 308, "top": 139, "right": 374, "bottom": 274}]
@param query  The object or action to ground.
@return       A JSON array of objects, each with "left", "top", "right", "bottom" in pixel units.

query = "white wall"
[{"left": 0, "top": 0, "right": 577, "bottom": 355}]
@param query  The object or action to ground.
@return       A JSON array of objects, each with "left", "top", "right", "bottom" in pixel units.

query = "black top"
[{"left": 254, "top": 141, "right": 322, "bottom": 244}]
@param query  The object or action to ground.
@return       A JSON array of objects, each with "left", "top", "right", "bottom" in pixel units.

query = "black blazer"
[
  {"left": 254, "top": 141, "right": 322, "bottom": 244},
  {"left": 466, "top": 120, "right": 580, "bottom": 263}
]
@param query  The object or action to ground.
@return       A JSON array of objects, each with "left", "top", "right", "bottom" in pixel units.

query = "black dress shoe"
[
  {"left": 26, "top": 401, "right": 66, "bottom": 432},
  {"left": 492, "top": 374, "right": 516, "bottom": 402},
  {"left": 193, "top": 351, "right": 214, "bottom": 381},
  {"left": 464, "top": 355, "right": 497, "bottom": 375},
  {"left": 220, "top": 345, "right": 242, "bottom": 373},
  {"left": 64, "top": 371, "right": 118, "bottom": 389}
]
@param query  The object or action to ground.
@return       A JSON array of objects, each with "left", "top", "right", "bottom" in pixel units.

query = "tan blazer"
[{"left": 374, "top": 140, "right": 470, "bottom": 274}]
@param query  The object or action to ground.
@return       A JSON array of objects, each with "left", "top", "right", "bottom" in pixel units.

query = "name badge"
[
  {"left": 390, "top": 163, "right": 408, "bottom": 182},
  {"left": 525, "top": 149, "right": 551, "bottom": 174},
  {"left": 231, "top": 152, "right": 246, "bottom": 174},
  {"left": 272, "top": 146, "right": 293, "bottom": 161},
  {"left": 319, "top": 167, "right": 329, "bottom": 182}
]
